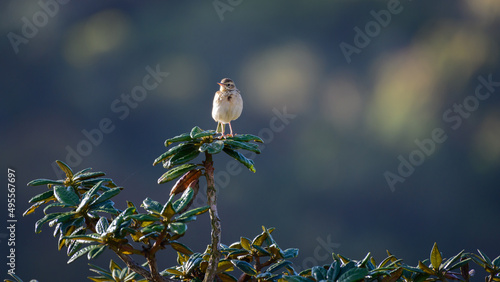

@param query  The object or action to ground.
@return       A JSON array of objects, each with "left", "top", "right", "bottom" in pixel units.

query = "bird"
[{"left": 212, "top": 78, "right": 243, "bottom": 137}]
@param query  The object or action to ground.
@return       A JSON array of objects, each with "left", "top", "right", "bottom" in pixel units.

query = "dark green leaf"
[
  {"left": 67, "top": 244, "right": 100, "bottom": 264},
  {"left": 252, "top": 245, "right": 270, "bottom": 256},
  {"left": 27, "top": 178, "right": 64, "bottom": 186},
  {"left": 199, "top": 140, "right": 224, "bottom": 154},
  {"left": 63, "top": 233, "right": 102, "bottom": 243},
  {"left": 267, "top": 260, "right": 292, "bottom": 273},
  {"left": 142, "top": 197, "right": 163, "bottom": 214},
  {"left": 477, "top": 249, "right": 493, "bottom": 265},
  {"left": 154, "top": 143, "right": 195, "bottom": 166},
  {"left": 169, "top": 222, "right": 187, "bottom": 235},
  {"left": 493, "top": 255, "right": 500, "bottom": 267},
  {"left": 28, "top": 190, "right": 55, "bottom": 203},
  {"left": 126, "top": 213, "right": 160, "bottom": 222},
  {"left": 43, "top": 202, "right": 73, "bottom": 214},
  {"left": 192, "top": 129, "right": 216, "bottom": 139},
  {"left": 448, "top": 258, "right": 471, "bottom": 271},
  {"left": 90, "top": 188, "right": 121, "bottom": 207},
  {"left": 54, "top": 186, "right": 80, "bottom": 206},
  {"left": 177, "top": 206, "right": 209, "bottom": 220},
  {"left": 430, "top": 242, "right": 442, "bottom": 270},
  {"left": 311, "top": 266, "right": 326, "bottom": 281},
  {"left": 173, "top": 187, "right": 194, "bottom": 213},
  {"left": 443, "top": 250, "right": 465, "bottom": 269},
  {"left": 23, "top": 202, "right": 44, "bottom": 216},
  {"left": 337, "top": 268, "right": 368, "bottom": 282},
  {"left": 223, "top": 148, "right": 256, "bottom": 173},
  {"left": 231, "top": 260, "right": 257, "bottom": 276},
  {"left": 56, "top": 160, "right": 73, "bottom": 178},
  {"left": 358, "top": 252, "right": 371, "bottom": 267},
  {"left": 35, "top": 213, "right": 63, "bottom": 233},
  {"left": 223, "top": 140, "right": 261, "bottom": 154},
  {"left": 87, "top": 245, "right": 106, "bottom": 260},
  {"left": 95, "top": 217, "right": 109, "bottom": 235},
  {"left": 327, "top": 261, "right": 341, "bottom": 281},
  {"left": 158, "top": 164, "right": 198, "bottom": 184},
  {"left": 164, "top": 132, "right": 192, "bottom": 147},
  {"left": 166, "top": 147, "right": 200, "bottom": 168},
  {"left": 190, "top": 126, "right": 203, "bottom": 138},
  {"left": 73, "top": 171, "right": 106, "bottom": 181},
  {"left": 76, "top": 181, "right": 104, "bottom": 213},
  {"left": 226, "top": 134, "right": 264, "bottom": 143},
  {"left": 282, "top": 248, "right": 299, "bottom": 259}
]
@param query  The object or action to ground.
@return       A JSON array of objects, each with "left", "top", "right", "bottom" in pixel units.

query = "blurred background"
[{"left": 1, "top": 1, "right": 500, "bottom": 281}]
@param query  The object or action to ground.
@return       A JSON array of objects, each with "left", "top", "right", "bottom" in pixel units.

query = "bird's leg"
[{"left": 228, "top": 122, "right": 234, "bottom": 137}]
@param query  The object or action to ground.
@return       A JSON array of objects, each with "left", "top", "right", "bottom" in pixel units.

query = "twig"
[{"left": 203, "top": 152, "right": 222, "bottom": 282}]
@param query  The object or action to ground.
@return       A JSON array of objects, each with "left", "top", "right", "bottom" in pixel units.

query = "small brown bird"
[{"left": 212, "top": 78, "right": 243, "bottom": 137}]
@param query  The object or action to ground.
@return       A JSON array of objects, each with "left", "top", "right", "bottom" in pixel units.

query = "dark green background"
[{"left": 2, "top": 1, "right": 500, "bottom": 281}]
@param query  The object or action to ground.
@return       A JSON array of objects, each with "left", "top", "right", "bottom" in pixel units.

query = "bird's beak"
[{"left": 217, "top": 82, "right": 225, "bottom": 87}]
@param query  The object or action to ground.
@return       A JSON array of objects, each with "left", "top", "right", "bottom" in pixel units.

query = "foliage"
[{"left": 17, "top": 126, "right": 500, "bottom": 282}]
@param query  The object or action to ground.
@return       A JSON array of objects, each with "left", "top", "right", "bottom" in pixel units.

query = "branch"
[
  {"left": 203, "top": 152, "right": 222, "bottom": 282},
  {"left": 113, "top": 248, "right": 175, "bottom": 282}
]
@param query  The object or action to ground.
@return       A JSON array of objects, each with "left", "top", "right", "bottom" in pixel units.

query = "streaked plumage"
[{"left": 212, "top": 78, "right": 243, "bottom": 137}]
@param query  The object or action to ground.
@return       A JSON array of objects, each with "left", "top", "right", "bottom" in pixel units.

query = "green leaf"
[
  {"left": 76, "top": 181, "right": 104, "bottom": 213},
  {"left": 223, "top": 148, "right": 256, "bottom": 173},
  {"left": 443, "top": 250, "right": 465, "bottom": 269},
  {"left": 95, "top": 217, "right": 109, "bottom": 235},
  {"left": 170, "top": 241, "right": 194, "bottom": 255},
  {"left": 177, "top": 206, "right": 210, "bottom": 220},
  {"left": 173, "top": 187, "right": 194, "bottom": 213},
  {"left": 165, "top": 147, "right": 200, "bottom": 168},
  {"left": 191, "top": 128, "right": 216, "bottom": 139},
  {"left": 267, "top": 260, "right": 292, "bottom": 273},
  {"left": 448, "top": 258, "right": 471, "bottom": 271},
  {"left": 23, "top": 202, "right": 44, "bottom": 216},
  {"left": 226, "top": 134, "right": 264, "bottom": 143},
  {"left": 87, "top": 245, "right": 106, "bottom": 260},
  {"left": 28, "top": 190, "right": 55, "bottom": 203},
  {"left": 190, "top": 126, "right": 203, "bottom": 138},
  {"left": 164, "top": 133, "right": 192, "bottom": 147},
  {"left": 223, "top": 140, "right": 261, "bottom": 154},
  {"left": 63, "top": 233, "right": 102, "bottom": 243},
  {"left": 35, "top": 213, "right": 63, "bottom": 233},
  {"left": 231, "top": 260, "right": 257, "bottom": 276},
  {"left": 311, "top": 266, "right": 326, "bottom": 281},
  {"left": 126, "top": 214, "right": 160, "bottom": 222},
  {"left": 282, "top": 248, "right": 299, "bottom": 259},
  {"left": 358, "top": 252, "right": 372, "bottom": 267},
  {"left": 492, "top": 255, "right": 500, "bottom": 267},
  {"left": 169, "top": 222, "right": 187, "bottom": 235},
  {"left": 154, "top": 142, "right": 194, "bottom": 166},
  {"left": 381, "top": 267, "right": 403, "bottom": 282},
  {"left": 90, "top": 188, "right": 121, "bottom": 207},
  {"left": 54, "top": 186, "right": 80, "bottom": 206},
  {"left": 252, "top": 245, "right": 270, "bottom": 256},
  {"left": 73, "top": 171, "right": 106, "bottom": 181},
  {"left": 337, "top": 268, "right": 368, "bottom": 282},
  {"left": 158, "top": 164, "right": 198, "bottom": 184},
  {"left": 430, "top": 242, "right": 442, "bottom": 270},
  {"left": 199, "top": 140, "right": 224, "bottom": 154},
  {"left": 56, "top": 160, "right": 73, "bottom": 178},
  {"left": 477, "top": 249, "right": 493, "bottom": 265},
  {"left": 327, "top": 261, "right": 341, "bottom": 281},
  {"left": 67, "top": 244, "right": 100, "bottom": 264},
  {"left": 27, "top": 178, "right": 64, "bottom": 186},
  {"left": 143, "top": 198, "right": 164, "bottom": 214}
]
